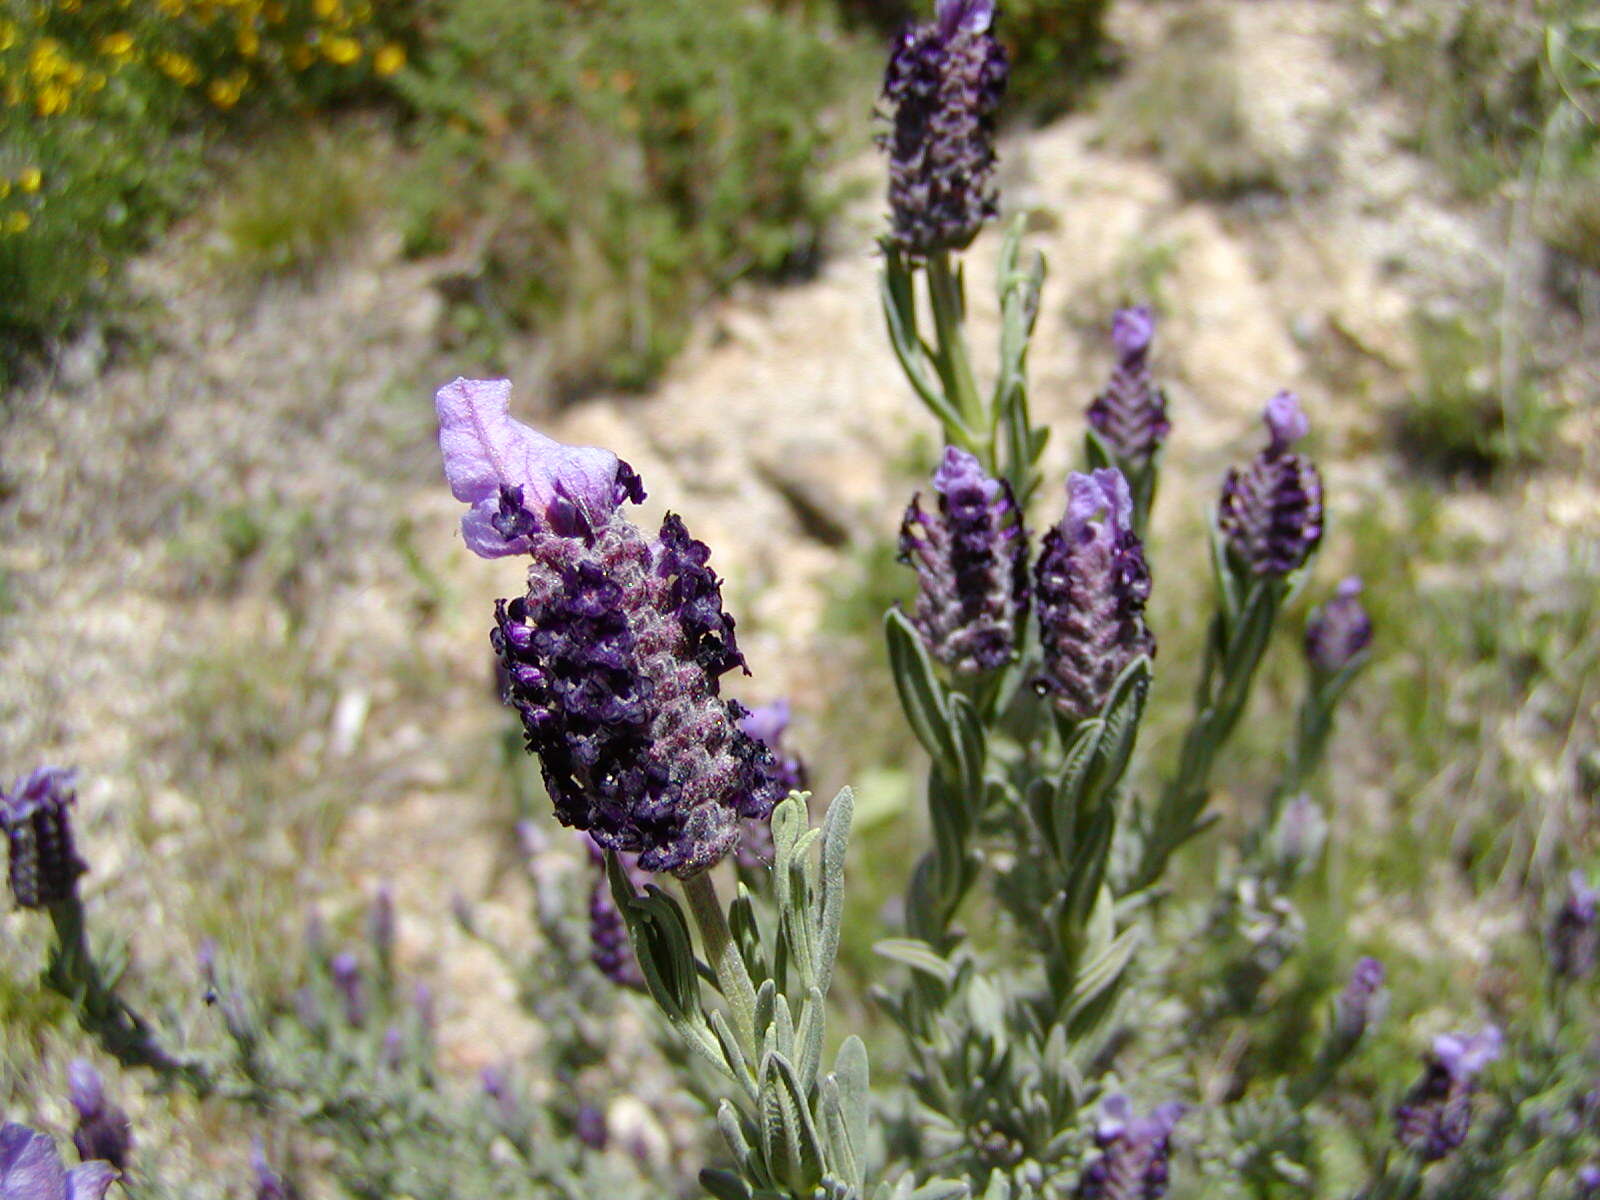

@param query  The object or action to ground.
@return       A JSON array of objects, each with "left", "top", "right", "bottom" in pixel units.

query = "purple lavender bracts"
[
  {"left": 880, "top": 0, "right": 1008, "bottom": 257},
  {"left": 1550, "top": 871, "right": 1600, "bottom": 980},
  {"left": 1077, "top": 1094, "right": 1186, "bottom": 1200},
  {"left": 1332, "top": 957, "right": 1386, "bottom": 1047},
  {"left": 0, "top": 1122, "right": 118, "bottom": 1200},
  {"left": 1218, "top": 391, "right": 1324, "bottom": 577},
  {"left": 1394, "top": 1026, "right": 1503, "bottom": 1162},
  {"left": 900, "top": 446, "right": 1030, "bottom": 674},
  {"left": 1035, "top": 469, "right": 1155, "bottom": 720},
  {"left": 1, "top": 767, "right": 87, "bottom": 910},
  {"left": 1305, "top": 577, "right": 1373, "bottom": 673},
  {"left": 66, "top": 1062, "right": 131, "bottom": 1172},
  {"left": 438, "top": 379, "right": 784, "bottom": 878},
  {"left": 1087, "top": 306, "right": 1170, "bottom": 469}
]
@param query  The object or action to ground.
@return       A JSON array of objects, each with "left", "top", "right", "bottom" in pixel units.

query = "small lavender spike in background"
[
  {"left": 368, "top": 883, "right": 395, "bottom": 965},
  {"left": 1394, "top": 1026, "right": 1503, "bottom": 1162},
  {"left": 438, "top": 378, "right": 785, "bottom": 878},
  {"left": 1087, "top": 306, "right": 1170, "bottom": 470},
  {"left": 900, "top": 446, "right": 1030, "bottom": 673},
  {"left": 66, "top": 1061, "right": 131, "bottom": 1172},
  {"left": 584, "top": 835, "right": 645, "bottom": 989},
  {"left": 879, "top": 0, "right": 1008, "bottom": 257},
  {"left": 250, "top": 1139, "right": 300, "bottom": 1200},
  {"left": 1, "top": 767, "right": 87, "bottom": 909},
  {"left": 1305, "top": 577, "right": 1373, "bottom": 673},
  {"left": 1035, "top": 469, "right": 1155, "bottom": 720},
  {"left": 329, "top": 952, "right": 366, "bottom": 1028},
  {"left": 1577, "top": 1165, "right": 1600, "bottom": 1198},
  {"left": 1218, "top": 391, "right": 1324, "bottom": 577},
  {"left": 1331, "top": 957, "right": 1387, "bottom": 1050},
  {"left": 574, "top": 1103, "right": 608, "bottom": 1151},
  {"left": 0, "top": 1123, "right": 118, "bottom": 1200},
  {"left": 1270, "top": 793, "right": 1328, "bottom": 877},
  {"left": 1077, "top": 1094, "right": 1186, "bottom": 1200},
  {"left": 1549, "top": 871, "right": 1600, "bottom": 980}
]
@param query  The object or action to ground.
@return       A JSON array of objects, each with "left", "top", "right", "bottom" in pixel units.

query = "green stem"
[
  {"left": 927, "top": 252, "right": 991, "bottom": 468},
  {"left": 682, "top": 871, "right": 759, "bottom": 1061}
]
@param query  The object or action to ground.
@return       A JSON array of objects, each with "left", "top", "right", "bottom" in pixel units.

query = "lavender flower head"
[
  {"left": 1394, "top": 1026, "right": 1503, "bottom": 1162},
  {"left": 1218, "top": 391, "right": 1324, "bottom": 577},
  {"left": 1, "top": 768, "right": 87, "bottom": 910},
  {"left": 329, "top": 952, "right": 366, "bottom": 1027},
  {"left": 1305, "top": 577, "right": 1373, "bottom": 673},
  {"left": 1331, "top": 956, "right": 1387, "bottom": 1050},
  {"left": 66, "top": 1062, "right": 131, "bottom": 1172},
  {"left": 900, "top": 446, "right": 1029, "bottom": 674},
  {"left": 880, "top": 0, "right": 1008, "bottom": 257},
  {"left": 1577, "top": 1164, "right": 1600, "bottom": 1197},
  {"left": 0, "top": 1123, "right": 117, "bottom": 1200},
  {"left": 438, "top": 378, "right": 785, "bottom": 877},
  {"left": 1087, "top": 306, "right": 1170, "bottom": 470},
  {"left": 1550, "top": 870, "right": 1600, "bottom": 980},
  {"left": 250, "top": 1140, "right": 300, "bottom": 1200},
  {"left": 1077, "top": 1094, "right": 1186, "bottom": 1200},
  {"left": 1035, "top": 469, "right": 1155, "bottom": 720}
]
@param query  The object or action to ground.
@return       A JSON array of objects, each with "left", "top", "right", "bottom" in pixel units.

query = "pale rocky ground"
[{"left": 0, "top": 0, "right": 1595, "bottom": 1189}]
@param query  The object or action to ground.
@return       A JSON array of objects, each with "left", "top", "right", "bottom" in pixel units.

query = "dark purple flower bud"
[
  {"left": 900, "top": 447, "right": 1030, "bottom": 674},
  {"left": 1305, "top": 577, "right": 1373, "bottom": 673},
  {"left": 250, "top": 1140, "right": 300, "bottom": 1200},
  {"left": 1577, "top": 1165, "right": 1600, "bottom": 1197},
  {"left": 0, "top": 1123, "right": 118, "bottom": 1200},
  {"left": 1035, "top": 469, "right": 1155, "bottom": 720},
  {"left": 329, "top": 952, "right": 366, "bottom": 1028},
  {"left": 1077, "top": 1095, "right": 1186, "bottom": 1200},
  {"left": 66, "top": 1062, "right": 131, "bottom": 1172},
  {"left": 1550, "top": 871, "right": 1600, "bottom": 980},
  {"left": 585, "top": 837, "right": 645, "bottom": 989},
  {"left": 575, "top": 1103, "right": 609, "bottom": 1151},
  {"left": 1394, "top": 1026, "right": 1502, "bottom": 1162},
  {"left": 1331, "top": 957, "right": 1386, "bottom": 1050},
  {"left": 1, "top": 768, "right": 87, "bottom": 909},
  {"left": 480, "top": 1064, "right": 522, "bottom": 1127},
  {"left": 1218, "top": 392, "right": 1324, "bottom": 577},
  {"left": 879, "top": 0, "right": 1008, "bottom": 257},
  {"left": 439, "top": 381, "right": 787, "bottom": 879},
  {"left": 1088, "top": 306, "right": 1170, "bottom": 470},
  {"left": 368, "top": 884, "right": 395, "bottom": 964}
]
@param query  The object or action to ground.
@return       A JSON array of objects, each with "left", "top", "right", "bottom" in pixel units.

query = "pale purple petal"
[
  {"left": 63, "top": 1164, "right": 117, "bottom": 1200},
  {"left": 1066, "top": 469, "right": 1134, "bottom": 533},
  {"left": 1432, "top": 1025, "right": 1503, "bottom": 1080},
  {"left": 0, "top": 1125, "right": 67, "bottom": 1200},
  {"left": 1264, "top": 389, "right": 1309, "bottom": 450},
  {"left": 738, "top": 701, "right": 791, "bottom": 749},
  {"left": 435, "top": 377, "right": 633, "bottom": 555},
  {"left": 66, "top": 1061, "right": 103, "bottom": 1119},
  {"left": 1096, "top": 1093, "right": 1132, "bottom": 1139},
  {"left": 937, "top": 0, "right": 994, "bottom": 36},
  {"left": 932, "top": 445, "right": 1000, "bottom": 503},
  {"left": 1111, "top": 306, "right": 1155, "bottom": 358}
]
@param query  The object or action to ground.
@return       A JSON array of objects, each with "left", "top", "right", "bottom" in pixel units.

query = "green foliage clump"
[{"left": 396, "top": 0, "right": 867, "bottom": 396}]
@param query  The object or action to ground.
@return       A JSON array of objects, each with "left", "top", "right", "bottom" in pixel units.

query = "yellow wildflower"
[
  {"left": 312, "top": 0, "right": 340, "bottom": 17},
  {"left": 19, "top": 168, "right": 40, "bottom": 193},
  {"left": 36, "top": 83, "right": 70, "bottom": 115},
  {"left": 99, "top": 31, "right": 135, "bottom": 58},
  {"left": 322, "top": 36, "right": 361, "bottom": 66},
  {"left": 208, "top": 71, "right": 246, "bottom": 108},
  {"left": 238, "top": 27, "right": 260, "bottom": 58},
  {"left": 154, "top": 50, "right": 201, "bottom": 86},
  {"left": 0, "top": 20, "right": 16, "bottom": 53},
  {"left": 6, "top": 210, "right": 30, "bottom": 234},
  {"left": 373, "top": 42, "right": 405, "bottom": 77},
  {"left": 0, "top": 182, "right": 9, "bottom": 199}
]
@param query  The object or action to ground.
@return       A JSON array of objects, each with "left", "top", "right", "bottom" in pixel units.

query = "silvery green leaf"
[
  {"left": 1084, "top": 656, "right": 1151, "bottom": 803},
  {"left": 820, "top": 1076, "right": 862, "bottom": 1197},
  {"left": 1066, "top": 922, "right": 1143, "bottom": 1027},
  {"left": 701, "top": 1168, "right": 753, "bottom": 1200},
  {"left": 1051, "top": 720, "right": 1102, "bottom": 860},
  {"left": 1066, "top": 802, "right": 1115, "bottom": 927},
  {"left": 761, "top": 1051, "right": 826, "bottom": 1194},
  {"left": 980, "top": 1168, "right": 1013, "bottom": 1200},
  {"left": 873, "top": 1176, "right": 915, "bottom": 1200},
  {"left": 874, "top": 939, "right": 957, "bottom": 986},
  {"left": 755, "top": 979, "right": 777, "bottom": 1046},
  {"left": 770, "top": 992, "right": 796, "bottom": 1062},
  {"left": 947, "top": 691, "right": 986, "bottom": 810},
  {"left": 880, "top": 258, "right": 970, "bottom": 438},
  {"left": 815, "top": 787, "right": 854, "bottom": 996},
  {"left": 718, "top": 1099, "right": 759, "bottom": 1178},
  {"left": 1209, "top": 511, "right": 1240, "bottom": 623},
  {"left": 965, "top": 975, "right": 1006, "bottom": 1046},
  {"left": 885, "top": 608, "right": 960, "bottom": 772},
  {"left": 710, "top": 1008, "right": 760, "bottom": 1104},
  {"left": 910, "top": 1181, "right": 970, "bottom": 1200},
  {"left": 795, "top": 987, "right": 825, "bottom": 1095},
  {"left": 1084, "top": 426, "right": 1115, "bottom": 473},
  {"left": 729, "top": 885, "right": 767, "bottom": 983}
]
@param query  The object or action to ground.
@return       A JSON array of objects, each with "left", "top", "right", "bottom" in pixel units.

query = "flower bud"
[
  {"left": 1218, "top": 392, "right": 1324, "bottom": 577},
  {"left": 1, "top": 767, "right": 87, "bottom": 909},
  {"left": 1330, "top": 957, "right": 1386, "bottom": 1052},
  {"left": 67, "top": 1061, "right": 132, "bottom": 1172},
  {"left": 1305, "top": 577, "right": 1373, "bottom": 673},
  {"left": 1035, "top": 469, "right": 1155, "bottom": 720},
  {"left": 1394, "top": 1026, "right": 1502, "bottom": 1162},
  {"left": 901, "top": 447, "right": 1030, "bottom": 674},
  {"left": 1077, "top": 1094, "right": 1186, "bottom": 1200},
  {"left": 1087, "top": 306, "right": 1170, "bottom": 470},
  {"left": 1550, "top": 871, "right": 1600, "bottom": 980},
  {"left": 329, "top": 952, "right": 366, "bottom": 1028},
  {"left": 251, "top": 1139, "right": 301, "bottom": 1200}
]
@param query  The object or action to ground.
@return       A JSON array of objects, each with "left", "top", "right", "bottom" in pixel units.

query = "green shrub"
[{"left": 397, "top": 0, "right": 868, "bottom": 395}]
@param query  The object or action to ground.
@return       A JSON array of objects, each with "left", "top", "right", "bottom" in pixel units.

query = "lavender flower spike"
[
  {"left": 440, "top": 378, "right": 784, "bottom": 877},
  {"left": 900, "top": 446, "right": 1030, "bottom": 673},
  {"left": 1331, "top": 956, "right": 1386, "bottom": 1051},
  {"left": 1, "top": 768, "right": 87, "bottom": 910},
  {"left": 67, "top": 1061, "right": 132, "bottom": 1172},
  {"left": 1218, "top": 391, "right": 1324, "bottom": 577},
  {"left": 1088, "top": 306, "right": 1170, "bottom": 470},
  {"left": 1394, "top": 1025, "right": 1503, "bottom": 1162},
  {"left": 1305, "top": 577, "right": 1373, "bottom": 673},
  {"left": 880, "top": 0, "right": 1008, "bottom": 257},
  {"left": 435, "top": 377, "right": 644, "bottom": 555},
  {"left": 1549, "top": 870, "right": 1600, "bottom": 980},
  {"left": 0, "top": 1123, "right": 118, "bottom": 1200},
  {"left": 1035, "top": 469, "right": 1155, "bottom": 720},
  {"left": 1077, "top": 1094, "right": 1186, "bottom": 1200}
]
